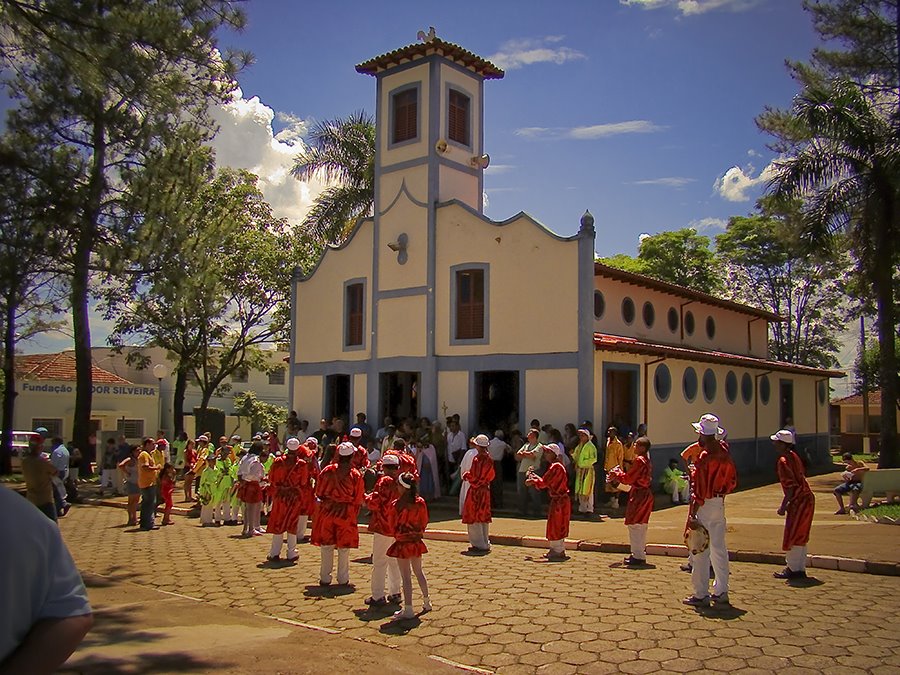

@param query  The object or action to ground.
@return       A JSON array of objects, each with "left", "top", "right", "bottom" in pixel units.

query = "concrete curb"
[{"left": 80, "top": 499, "right": 900, "bottom": 578}]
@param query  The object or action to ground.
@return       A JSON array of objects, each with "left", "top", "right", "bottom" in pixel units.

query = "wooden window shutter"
[
  {"left": 392, "top": 89, "right": 417, "bottom": 143},
  {"left": 346, "top": 283, "right": 364, "bottom": 346},
  {"left": 448, "top": 90, "right": 469, "bottom": 145},
  {"left": 456, "top": 269, "right": 484, "bottom": 340}
]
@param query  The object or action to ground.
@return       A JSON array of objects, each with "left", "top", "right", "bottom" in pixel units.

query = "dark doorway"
[
  {"left": 325, "top": 374, "right": 350, "bottom": 425},
  {"left": 474, "top": 371, "right": 519, "bottom": 435},
  {"left": 604, "top": 365, "right": 638, "bottom": 436},
  {"left": 380, "top": 372, "right": 419, "bottom": 424},
  {"left": 780, "top": 379, "right": 794, "bottom": 428}
]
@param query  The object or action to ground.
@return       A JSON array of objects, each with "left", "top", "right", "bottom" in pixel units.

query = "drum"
[{"left": 684, "top": 522, "right": 710, "bottom": 555}]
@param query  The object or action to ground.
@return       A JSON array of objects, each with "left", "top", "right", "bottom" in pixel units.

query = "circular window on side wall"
[
  {"left": 594, "top": 290, "right": 605, "bottom": 319},
  {"left": 667, "top": 307, "right": 678, "bottom": 333},
  {"left": 684, "top": 310, "right": 695, "bottom": 335},
  {"left": 818, "top": 381, "right": 827, "bottom": 406},
  {"left": 702, "top": 368, "right": 717, "bottom": 402},
  {"left": 683, "top": 367, "right": 698, "bottom": 402},
  {"left": 622, "top": 297, "right": 635, "bottom": 324},
  {"left": 654, "top": 363, "right": 671, "bottom": 402},
  {"left": 741, "top": 373, "right": 753, "bottom": 404},
  {"left": 643, "top": 301, "right": 655, "bottom": 328},
  {"left": 759, "top": 374, "right": 771, "bottom": 404},
  {"left": 706, "top": 316, "right": 716, "bottom": 340},
  {"left": 725, "top": 371, "right": 737, "bottom": 404}
]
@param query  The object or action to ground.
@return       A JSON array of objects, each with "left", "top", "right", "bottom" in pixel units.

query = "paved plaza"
[{"left": 59, "top": 503, "right": 900, "bottom": 674}]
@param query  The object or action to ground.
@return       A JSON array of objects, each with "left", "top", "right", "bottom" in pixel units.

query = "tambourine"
[{"left": 684, "top": 522, "right": 710, "bottom": 555}]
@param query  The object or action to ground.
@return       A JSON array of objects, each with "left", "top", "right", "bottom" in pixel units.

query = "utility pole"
[{"left": 860, "top": 316, "right": 870, "bottom": 456}]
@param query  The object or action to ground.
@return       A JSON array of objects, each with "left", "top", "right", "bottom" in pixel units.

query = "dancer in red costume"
[
  {"left": 608, "top": 436, "right": 653, "bottom": 566},
  {"left": 363, "top": 454, "right": 401, "bottom": 606},
  {"left": 462, "top": 434, "right": 494, "bottom": 553},
  {"left": 313, "top": 442, "right": 364, "bottom": 585},
  {"left": 347, "top": 427, "right": 370, "bottom": 471},
  {"left": 384, "top": 437, "right": 418, "bottom": 477},
  {"left": 387, "top": 472, "right": 431, "bottom": 621},
  {"left": 266, "top": 438, "right": 307, "bottom": 562},
  {"left": 526, "top": 443, "right": 571, "bottom": 561},
  {"left": 294, "top": 438, "right": 320, "bottom": 543},
  {"left": 771, "top": 429, "right": 815, "bottom": 580}
]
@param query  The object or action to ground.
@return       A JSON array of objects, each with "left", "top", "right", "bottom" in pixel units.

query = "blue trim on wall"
[
  {"left": 379, "top": 178, "right": 429, "bottom": 216},
  {"left": 436, "top": 198, "right": 584, "bottom": 242},
  {"left": 379, "top": 156, "right": 429, "bottom": 179},
  {"left": 444, "top": 82, "right": 473, "bottom": 150},
  {"left": 377, "top": 286, "right": 427, "bottom": 299},
  {"left": 436, "top": 155, "right": 481, "bottom": 177},
  {"left": 577, "top": 218, "right": 596, "bottom": 424},
  {"left": 294, "top": 216, "right": 374, "bottom": 283},
  {"left": 449, "top": 262, "right": 490, "bottom": 346},
  {"left": 600, "top": 361, "right": 640, "bottom": 433},
  {"left": 387, "top": 82, "right": 421, "bottom": 149},
  {"left": 342, "top": 277, "right": 367, "bottom": 352},
  {"left": 288, "top": 268, "right": 299, "bottom": 412},
  {"left": 368, "top": 73, "right": 384, "bottom": 426},
  {"left": 478, "top": 77, "right": 484, "bottom": 212}
]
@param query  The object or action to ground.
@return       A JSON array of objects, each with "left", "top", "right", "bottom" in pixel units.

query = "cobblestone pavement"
[{"left": 62, "top": 506, "right": 900, "bottom": 674}]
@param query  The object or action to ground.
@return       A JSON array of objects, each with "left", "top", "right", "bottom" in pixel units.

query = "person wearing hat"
[
  {"left": 462, "top": 434, "right": 494, "bottom": 553},
  {"left": 312, "top": 441, "right": 364, "bottom": 585},
  {"left": 294, "top": 438, "right": 320, "bottom": 542},
  {"left": 515, "top": 428, "right": 542, "bottom": 517},
  {"left": 192, "top": 435, "right": 212, "bottom": 497},
  {"left": 573, "top": 428, "right": 598, "bottom": 517},
  {"left": 213, "top": 445, "right": 237, "bottom": 525},
  {"left": 608, "top": 436, "right": 654, "bottom": 566},
  {"left": 363, "top": 453, "right": 402, "bottom": 606},
  {"left": 197, "top": 453, "right": 219, "bottom": 526},
  {"left": 265, "top": 437, "right": 308, "bottom": 562},
  {"left": 525, "top": 443, "right": 571, "bottom": 561},
  {"left": 347, "top": 427, "right": 370, "bottom": 471},
  {"left": 683, "top": 414, "right": 737, "bottom": 608},
  {"left": 237, "top": 441, "right": 266, "bottom": 537},
  {"left": 771, "top": 429, "right": 815, "bottom": 580},
  {"left": 385, "top": 437, "right": 417, "bottom": 477},
  {"left": 603, "top": 427, "right": 625, "bottom": 508},
  {"left": 387, "top": 472, "right": 432, "bottom": 621}
]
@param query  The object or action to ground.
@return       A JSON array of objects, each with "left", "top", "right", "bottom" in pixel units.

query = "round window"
[
  {"left": 725, "top": 371, "right": 737, "bottom": 404},
  {"left": 741, "top": 373, "right": 753, "bottom": 404},
  {"left": 654, "top": 363, "right": 671, "bottom": 402},
  {"left": 594, "top": 291, "right": 605, "bottom": 319},
  {"left": 622, "top": 297, "right": 635, "bottom": 324},
  {"left": 667, "top": 307, "right": 678, "bottom": 333},
  {"left": 818, "top": 381, "right": 827, "bottom": 406},
  {"left": 643, "top": 302, "right": 655, "bottom": 328},
  {"left": 759, "top": 374, "right": 771, "bottom": 405},
  {"left": 683, "top": 367, "right": 698, "bottom": 402},
  {"left": 706, "top": 316, "right": 716, "bottom": 340},
  {"left": 702, "top": 368, "right": 717, "bottom": 403},
  {"left": 684, "top": 310, "right": 695, "bottom": 336}
]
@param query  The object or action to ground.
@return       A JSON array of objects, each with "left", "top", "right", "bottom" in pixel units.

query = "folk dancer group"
[{"left": 181, "top": 412, "right": 813, "bottom": 617}]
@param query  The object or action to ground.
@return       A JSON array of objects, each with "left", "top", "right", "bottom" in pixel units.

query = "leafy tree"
[
  {"left": 0, "top": 0, "right": 248, "bottom": 456},
  {"left": 233, "top": 390, "right": 287, "bottom": 437},
  {"left": 599, "top": 229, "right": 723, "bottom": 294},
  {"left": 760, "top": 0, "right": 900, "bottom": 466},
  {"left": 716, "top": 201, "right": 847, "bottom": 369},
  {"left": 106, "top": 168, "right": 316, "bottom": 431},
  {"left": 291, "top": 110, "right": 375, "bottom": 245},
  {"left": 854, "top": 336, "right": 900, "bottom": 398}
]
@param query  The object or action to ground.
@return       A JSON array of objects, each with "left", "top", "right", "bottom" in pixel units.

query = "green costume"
[
  {"left": 198, "top": 466, "right": 218, "bottom": 505},
  {"left": 212, "top": 457, "right": 234, "bottom": 504},
  {"left": 573, "top": 440, "right": 597, "bottom": 497}
]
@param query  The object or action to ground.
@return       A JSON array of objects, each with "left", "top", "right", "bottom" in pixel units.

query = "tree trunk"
[
  {"left": 0, "top": 294, "right": 16, "bottom": 475},
  {"left": 71, "top": 237, "right": 93, "bottom": 456},
  {"left": 173, "top": 367, "right": 187, "bottom": 435},
  {"left": 874, "top": 208, "right": 899, "bottom": 468}
]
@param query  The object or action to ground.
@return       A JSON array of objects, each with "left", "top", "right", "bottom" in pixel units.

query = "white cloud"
[
  {"left": 713, "top": 160, "right": 776, "bottom": 202},
  {"left": 620, "top": 0, "right": 763, "bottom": 15},
  {"left": 488, "top": 36, "right": 586, "bottom": 71},
  {"left": 629, "top": 176, "right": 695, "bottom": 187},
  {"left": 209, "top": 88, "right": 326, "bottom": 228},
  {"left": 515, "top": 120, "right": 665, "bottom": 140},
  {"left": 747, "top": 148, "right": 761, "bottom": 158},
  {"left": 638, "top": 232, "right": 651, "bottom": 243},
  {"left": 689, "top": 217, "right": 728, "bottom": 233},
  {"left": 484, "top": 164, "right": 515, "bottom": 175}
]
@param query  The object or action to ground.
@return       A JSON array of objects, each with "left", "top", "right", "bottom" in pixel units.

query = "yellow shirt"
[
  {"left": 138, "top": 451, "right": 160, "bottom": 489},
  {"left": 604, "top": 439, "right": 624, "bottom": 471}
]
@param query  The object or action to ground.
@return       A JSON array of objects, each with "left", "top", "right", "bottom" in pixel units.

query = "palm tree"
[
  {"left": 767, "top": 78, "right": 899, "bottom": 467},
  {"left": 291, "top": 110, "right": 375, "bottom": 245}
]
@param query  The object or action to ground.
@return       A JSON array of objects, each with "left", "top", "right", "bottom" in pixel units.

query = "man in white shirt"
[
  {"left": 445, "top": 420, "right": 468, "bottom": 476},
  {"left": 516, "top": 428, "right": 543, "bottom": 517}
]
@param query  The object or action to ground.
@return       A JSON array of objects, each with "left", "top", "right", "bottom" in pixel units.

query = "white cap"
[
  {"left": 286, "top": 438, "right": 300, "bottom": 451},
  {"left": 306, "top": 437, "right": 318, "bottom": 448},
  {"left": 338, "top": 441, "right": 356, "bottom": 457},
  {"left": 542, "top": 443, "right": 563, "bottom": 457},
  {"left": 473, "top": 434, "right": 490, "bottom": 448},
  {"left": 691, "top": 414, "right": 724, "bottom": 437},
  {"left": 770, "top": 429, "right": 795, "bottom": 444},
  {"left": 382, "top": 454, "right": 400, "bottom": 467},
  {"left": 197, "top": 435, "right": 208, "bottom": 442},
  {"left": 349, "top": 427, "right": 363, "bottom": 438}
]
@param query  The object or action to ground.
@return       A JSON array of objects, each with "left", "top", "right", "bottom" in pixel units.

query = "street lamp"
[{"left": 153, "top": 363, "right": 170, "bottom": 436}]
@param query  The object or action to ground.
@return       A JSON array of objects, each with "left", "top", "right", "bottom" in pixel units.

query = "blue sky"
[{"left": 212, "top": 0, "right": 818, "bottom": 253}]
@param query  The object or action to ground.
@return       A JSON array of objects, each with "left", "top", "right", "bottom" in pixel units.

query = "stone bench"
[{"left": 861, "top": 468, "right": 900, "bottom": 508}]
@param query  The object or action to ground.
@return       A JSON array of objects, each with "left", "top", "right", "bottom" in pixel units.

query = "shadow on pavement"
[
  {"left": 378, "top": 616, "right": 422, "bottom": 635},
  {"left": 353, "top": 605, "right": 397, "bottom": 622},
  {"left": 692, "top": 605, "right": 748, "bottom": 620},
  {"left": 787, "top": 576, "right": 825, "bottom": 588},
  {"left": 61, "top": 650, "right": 227, "bottom": 674},
  {"left": 303, "top": 584, "right": 356, "bottom": 598}
]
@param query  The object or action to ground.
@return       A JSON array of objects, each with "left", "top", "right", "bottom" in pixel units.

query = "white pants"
[
  {"left": 466, "top": 523, "right": 490, "bottom": 550},
  {"left": 692, "top": 497, "right": 729, "bottom": 598},
  {"left": 296, "top": 514, "right": 309, "bottom": 539},
  {"left": 670, "top": 483, "right": 690, "bottom": 503},
  {"left": 100, "top": 469, "right": 119, "bottom": 492},
  {"left": 628, "top": 523, "right": 648, "bottom": 560},
  {"left": 320, "top": 545, "right": 350, "bottom": 585},
  {"left": 371, "top": 532, "right": 401, "bottom": 599},
  {"left": 548, "top": 539, "right": 565, "bottom": 555},
  {"left": 200, "top": 503, "right": 215, "bottom": 524},
  {"left": 786, "top": 545, "right": 808, "bottom": 572},
  {"left": 269, "top": 532, "right": 298, "bottom": 559},
  {"left": 578, "top": 494, "right": 594, "bottom": 513},
  {"left": 214, "top": 501, "right": 232, "bottom": 522}
]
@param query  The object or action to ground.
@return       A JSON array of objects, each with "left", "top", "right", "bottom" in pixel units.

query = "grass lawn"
[
  {"left": 860, "top": 503, "right": 900, "bottom": 520},
  {"left": 0, "top": 473, "right": 23, "bottom": 483}
]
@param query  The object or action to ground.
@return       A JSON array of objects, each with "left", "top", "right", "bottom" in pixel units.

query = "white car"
[{"left": 9, "top": 431, "right": 41, "bottom": 471}]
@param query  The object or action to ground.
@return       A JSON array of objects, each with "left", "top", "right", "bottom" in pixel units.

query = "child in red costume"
[
  {"left": 771, "top": 429, "right": 815, "bottom": 579},
  {"left": 462, "top": 434, "right": 494, "bottom": 553},
  {"left": 363, "top": 454, "right": 401, "bottom": 606},
  {"left": 313, "top": 442, "right": 364, "bottom": 585},
  {"left": 387, "top": 472, "right": 432, "bottom": 621},
  {"left": 266, "top": 438, "right": 308, "bottom": 562},
  {"left": 159, "top": 463, "right": 175, "bottom": 526},
  {"left": 608, "top": 436, "right": 653, "bottom": 566},
  {"left": 526, "top": 443, "right": 571, "bottom": 561},
  {"left": 294, "top": 438, "right": 320, "bottom": 543}
]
